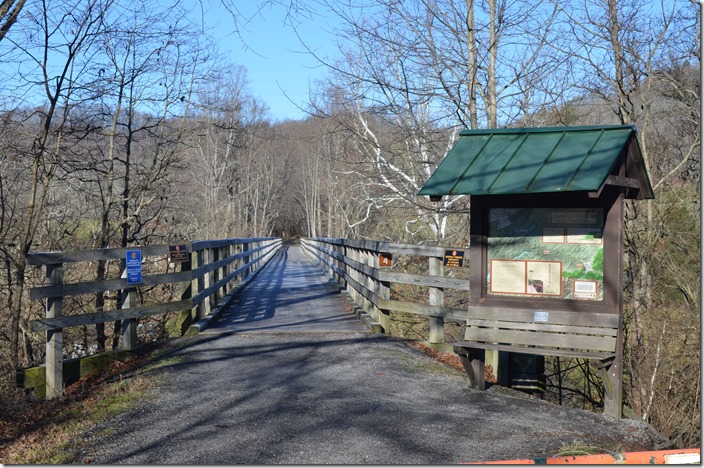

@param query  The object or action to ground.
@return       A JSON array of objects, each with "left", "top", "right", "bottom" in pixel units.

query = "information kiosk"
[{"left": 419, "top": 125, "right": 653, "bottom": 417}]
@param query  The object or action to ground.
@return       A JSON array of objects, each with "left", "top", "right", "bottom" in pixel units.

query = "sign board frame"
[{"left": 469, "top": 191, "right": 624, "bottom": 315}]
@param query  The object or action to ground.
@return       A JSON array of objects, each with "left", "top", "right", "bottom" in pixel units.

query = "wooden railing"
[
  {"left": 300, "top": 237, "right": 470, "bottom": 343},
  {"left": 26, "top": 237, "right": 282, "bottom": 398}
]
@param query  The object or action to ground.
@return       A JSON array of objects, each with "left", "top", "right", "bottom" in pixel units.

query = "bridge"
[{"left": 22, "top": 238, "right": 667, "bottom": 463}]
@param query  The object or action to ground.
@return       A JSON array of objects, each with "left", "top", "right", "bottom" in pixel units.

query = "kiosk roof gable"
[{"left": 419, "top": 125, "right": 654, "bottom": 199}]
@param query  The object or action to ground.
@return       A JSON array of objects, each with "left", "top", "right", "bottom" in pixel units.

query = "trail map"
[{"left": 487, "top": 208, "right": 604, "bottom": 301}]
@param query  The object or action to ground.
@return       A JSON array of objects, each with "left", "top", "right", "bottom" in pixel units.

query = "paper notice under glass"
[
  {"left": 490, "top": 260, "right": 527, "bottom": 294},
  {"left": 573, "top": 280, "right": 598, "bottom": 299},
  {"left": 526, "top": 261, "right": 562, "bottom": 296}
]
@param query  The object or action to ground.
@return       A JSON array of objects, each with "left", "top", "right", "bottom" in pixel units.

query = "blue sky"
[
  {"left": 200, "top": 1, "right": 334, "bottom": 121},
  {"left": 0, "top": 1, "right": 333, "bottom": 121}
]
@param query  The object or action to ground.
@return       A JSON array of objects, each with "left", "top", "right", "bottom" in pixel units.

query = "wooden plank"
[
  {"left": 305, "top": 241, "right": 345, "bottom": 263},
  {"left": 378, "top": 270, "right": 470, "bottom": 290},
  {"left": 305, "top": 237, "right": 466, "bottom": 259},
  {"left": 462, "top": 327, "right": 617, "bottom": 353},
  {"left": 453, "top": 342, "right": 613, "bottom": 360},
  {"left": 27, "top": 244, "right": 174, "bottom": 265},
  {"left": 29, "top": 270, "right": 194, "bottom": 300},
  {"left": 466, "top": 306, "right": 619, "bottom": 328},
  {"left": 342, "top": 255, "right": 377, "bottom": 279},
  {"left": 27, "top": 238, "right": 280, "bottom": 266},
  {"left": 29, "top": 299, "right": 194, "bottom": 332},
  {"left": 377, "top": 299, "right": 469, "bottom": 322},
  {"left": 191, "top": 237, "right": 279, "bottom": 250},
  {"left": 345, "top": 271, "right": 379, "bottom": 305},
  {"left": 30, "top": 239, "right": 273, "bottom": 301},
  {"left": 330, "top": 249, "right": 471, "bottom": 292},
  {"left": 463, "top": 319, "right": 618, "bottom": 337},
  {"left": 387, "top": 243, "right": 458, "bottom": 257},
  {"left": 302, "top": 243, "right": 347, "bottom": 282},
  {"left": 191, "top": 242, "right": 274, "bottom": 279}
]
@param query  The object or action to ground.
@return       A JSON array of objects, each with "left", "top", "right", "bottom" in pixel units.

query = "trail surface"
[{"left": 79, "top": 245, "right": 666, "bottom": 464}]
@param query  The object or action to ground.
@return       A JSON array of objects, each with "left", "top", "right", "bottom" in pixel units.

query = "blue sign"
[{"left": 126, "top": 250, "right": 142, "bottom": 285}]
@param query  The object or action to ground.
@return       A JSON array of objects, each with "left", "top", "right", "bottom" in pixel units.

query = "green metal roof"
[{"left": 418, "top": 125, "right": 653, "bottom": 199}]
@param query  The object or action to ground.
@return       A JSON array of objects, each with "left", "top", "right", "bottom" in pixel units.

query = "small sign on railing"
[
  {"left": 379, "top": 252, "right": 393, "bottom": 268},
  {"left": 169, "top": 245, "right": 189, "bottom": 263},
  {"left": 126, "top": 250, "right": 142, "bottom": 285},
  {"left": 443, "top": 249, "right": 465, "bottom": 267}
]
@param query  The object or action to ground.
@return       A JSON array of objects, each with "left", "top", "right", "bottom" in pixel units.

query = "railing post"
[
  {"left": 374, "top": 250, "right": 391, "bottom": 334},
  {"left": 337, "top": 241, "right": 346, "bottom": 289},
  {"left": 120, "top": 267, "right": 138, "bottom": 350},
  {"left": 363, "top": 249, "right": 373, "bottom": 318},
  {"left": 327, "top": 240, "right": 334, "bottom": 279},
  {"left": 188, "top": 249, "right": 198, "bottom": 320},
  {"left": 428, "top": 256, "right": 445, "bottom": 344},
  {"left": 243, "top": 242, "right": 250, "bottom": 278},
  {"left": 212, "top": 247, "right": 221, "bottom": 305},
  {"left": 45, "top": 263, "right": 64, "bottom": 399},
  {"left": 195, "top": 248, "right": 207, "bottom": 320},
  {"left": 252, "top": 241, "right": 262, "bottom": 273},
  {"left": 351, "top": 248, "right": 360, "bottom": 307},
  {"left": 206, "top": 247, "right": 215, "bottom": 315},
  {"left": 233, "top": 242, "right": 241, "bottom": 283},
  {"left": 223, "top": 243, "right": 235, "bottom": 296}
]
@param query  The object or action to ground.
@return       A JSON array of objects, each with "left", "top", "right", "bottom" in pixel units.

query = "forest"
[{"left": 0, "top": 0, "right": 699, "bottom": 449}]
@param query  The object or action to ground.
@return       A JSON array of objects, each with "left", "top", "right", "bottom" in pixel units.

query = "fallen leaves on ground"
[{"left": 411, "top": 342, "right": 466, "bottom": 373}]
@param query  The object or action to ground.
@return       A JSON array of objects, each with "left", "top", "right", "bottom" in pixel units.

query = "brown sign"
[
  {"left": 444, "top": 249, "right": 465, "bottom": 267},
  {"left": 169, "top": 245, "right": 189, "bottom": 263},
  {"left": 379, "top": 252, "right": 393, "bottom": 268}
]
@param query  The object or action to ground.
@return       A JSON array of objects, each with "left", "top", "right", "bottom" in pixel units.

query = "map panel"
[{"left": 487, "top": 208, "right": 604, "bottom": 301}]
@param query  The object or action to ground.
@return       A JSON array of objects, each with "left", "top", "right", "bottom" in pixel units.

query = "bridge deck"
[
  {"left": 79, "top": 244, "right": 662, "bottom": 464},
  {"left": 204, "top": 244, "right": 366, "bottom": 334}
]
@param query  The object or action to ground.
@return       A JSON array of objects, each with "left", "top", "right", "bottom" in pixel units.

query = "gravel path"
[{"left": 78, "top": 246, "right": 666, "bottom": 464}]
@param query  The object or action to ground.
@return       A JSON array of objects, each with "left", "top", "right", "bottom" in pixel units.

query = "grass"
[
  {"left": 2, "top": 376, "right": 151, "bottom": 464},
  {"left": 553, "top": 440, "right": 623, "bottom": 458},
  {"left": 0, "top": 339, "right": 189, "bottom": 465}
]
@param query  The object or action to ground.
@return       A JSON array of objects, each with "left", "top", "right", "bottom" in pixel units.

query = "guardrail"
[
  {"left": 300, "top": 237, "right": 470, "bottom": 342},
  {"left": 26, "top": 237, "right": 282, "bottom": 398}
]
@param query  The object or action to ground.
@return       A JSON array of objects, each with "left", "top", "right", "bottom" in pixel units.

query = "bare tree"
[
  {"left": 83, "top": 0, "right": 210, "bottom": 350},
  {"left": 184, "top": 67, "right": 274, "bottom": 240},
  {"left": 0, "top": 0, "right": 26, "bottom": 43},
  {"left": 554, "top": 0, "right": 700, "bottom": 445},
  {"left": 0, "top": 0, "right": 112, "bottom": 371}
]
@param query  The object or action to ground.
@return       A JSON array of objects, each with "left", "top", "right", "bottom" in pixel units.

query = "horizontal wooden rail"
[
  {"left": 30, "top": 299, "right": 195, "bottom": 332},
  {"left": 29, "top": 270, "right": 193, "bottom": 300},
  {"left": 27, "top": 237, "right": 282, "bottom": 399},
  {"left": 301, "top": 237, "right": 469, "bottom": 342}
]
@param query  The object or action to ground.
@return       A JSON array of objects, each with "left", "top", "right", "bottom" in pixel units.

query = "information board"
[{"left": 487, "top": 208, "right": 604, "bottom": 301}]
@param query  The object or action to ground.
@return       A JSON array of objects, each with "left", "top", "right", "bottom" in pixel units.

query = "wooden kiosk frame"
[{"left": 418, "top": 125, "right": 654, "bottom": 418}]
